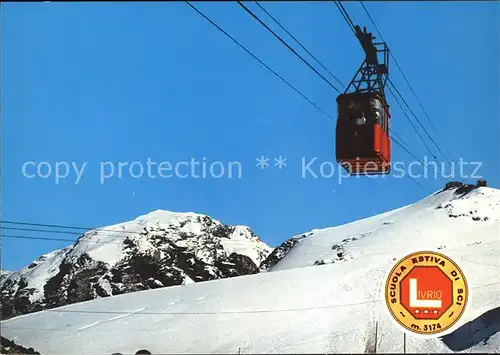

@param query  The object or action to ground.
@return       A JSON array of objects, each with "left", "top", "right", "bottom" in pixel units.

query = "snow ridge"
[{"left": 263, "top": 184, "right": 500, "bottom": 272}]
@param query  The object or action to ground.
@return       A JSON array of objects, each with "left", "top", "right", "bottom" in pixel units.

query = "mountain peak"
[
  {"left": 0, "top": 210, "right": 272, "bottom": 319},
  {"left": 136, "top": 209, "right": 201, "bottom": 220}
]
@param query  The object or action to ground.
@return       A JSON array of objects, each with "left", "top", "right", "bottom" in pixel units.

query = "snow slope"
[
  {"left": 268, "top": 185, "right": 499, "bottom": 272},
  {"left": 2, "top": 185, "right": 499, "bottom": 354}
]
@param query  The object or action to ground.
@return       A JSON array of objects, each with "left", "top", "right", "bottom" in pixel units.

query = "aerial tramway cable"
[
  {"left": 388, "top": 78, "right": 451, "bottom": 165},
  {"left": 183, "top": 2, "right": 433, "bottom": 191},
  {"left": 334, "top": 1, "right": 356, "bottom": 35},
  {"left": 238, "top": 1, "right": 436, "bottom": 189},
  {"left": 359, "top": 1, "right": 456, "bottom": 163},
  {"left": 332, "top": 0, "right": 450, "bottom": 183},
  {"left": 237, "top": 1, "right": 342, "bottom": 94},
  {"left": 358, "top": 1, "right": 454, "bottom": 166},
  {"left": 184, "top": 2, "right": 334, "bottom": 121},
  {"left": 254, "top": 1, "right": 345, "bottom": 88},
  {"left": 386, "top": 83, "right": 437, "bottom": 159}
]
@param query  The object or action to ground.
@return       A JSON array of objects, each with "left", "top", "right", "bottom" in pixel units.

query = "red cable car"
[{"left": 336, "top": 25, "right": 391, "bottom": 175}]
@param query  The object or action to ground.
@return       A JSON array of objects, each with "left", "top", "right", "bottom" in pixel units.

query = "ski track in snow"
[{"left": 77, "top": 308, "right": 147, "bottom": 330}]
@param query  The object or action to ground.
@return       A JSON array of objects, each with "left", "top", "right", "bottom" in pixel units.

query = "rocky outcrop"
[
  {"left": 0, "top": 336, "right": 41, "bottom": 354},
  {"left": 442, "top": 180, "right": 488, "bottom": 196},
  {"left": 436, "top": 180, "right": 493, "bottom": 222},
  {"left": 259, "top": 233, "right": 310, "bottom": 271}
]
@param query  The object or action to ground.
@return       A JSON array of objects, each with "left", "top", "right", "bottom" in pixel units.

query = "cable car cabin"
[{"left": 336, "top": 92, "right": 391, "bottom": 175}]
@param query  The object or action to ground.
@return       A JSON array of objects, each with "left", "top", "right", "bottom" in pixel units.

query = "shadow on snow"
[{"left": 440, "top": 307, "right": 500, "bottom": 351}]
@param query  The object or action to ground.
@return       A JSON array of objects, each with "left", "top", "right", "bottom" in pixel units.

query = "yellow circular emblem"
[{"left": 384, "top": 250, "right": 468, "bottom": 335}]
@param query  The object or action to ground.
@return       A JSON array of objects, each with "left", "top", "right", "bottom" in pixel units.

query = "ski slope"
[{"left": 2, "top": 186, "right": 499, "bottom": 354}]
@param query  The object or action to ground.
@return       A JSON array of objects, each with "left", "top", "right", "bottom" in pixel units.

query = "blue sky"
[{"left": 2, "top": 1, "right": 499, "bottom": 270}]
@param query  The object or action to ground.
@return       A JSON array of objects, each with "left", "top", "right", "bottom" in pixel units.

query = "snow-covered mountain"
[
  {"left": 0, "top": 210, "right": 272, "bottom": 319},
  {"left": 263, "top": 181, "right": 498, "bottom": 272},
  {"left": 2, "top": 182, "right": 499, "bottom": 354}
]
